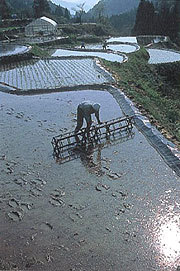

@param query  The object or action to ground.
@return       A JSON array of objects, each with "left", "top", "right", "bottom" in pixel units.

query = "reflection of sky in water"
[
  {"left": 150, "top": 194, "right": 180, "bottom": 270},
  {"left": 106, "top": 36, "right": 137, "bottom": 43},
  {"left": 52, "top": 49, "right": 124, "bottom": 63},
  {"left": 147, "top": 49, "right": 180, "bottom": 64},
  {"left": 159, "top": 216, "right": 180, "bottom": 260},
  {"left": 84, "top": 43, "right": 137, "bottom": 53},
  {"left": 0, "top": 44, "right": 28, "bottom": 57}
]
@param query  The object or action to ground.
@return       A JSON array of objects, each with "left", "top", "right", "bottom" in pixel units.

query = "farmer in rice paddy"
[
  {"left": 81, "top": 42, "right": 85, "bottom": 49},
  {"left": 75, "top": 101, "right": 101, "bottom": 135},
  {"left": 103, "top": 41, "right": 107, "bottom": 50}
]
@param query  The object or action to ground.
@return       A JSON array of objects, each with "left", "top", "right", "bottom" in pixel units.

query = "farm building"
[{"left": 25, "top": 16, "right": 57, "bottom": 36}]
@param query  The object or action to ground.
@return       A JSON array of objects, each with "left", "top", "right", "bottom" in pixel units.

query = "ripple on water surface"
[{"left": 147, "top": 49, "right": 180, "bottom": 64}]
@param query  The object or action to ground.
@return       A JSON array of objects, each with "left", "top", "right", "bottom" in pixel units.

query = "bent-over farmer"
[{"left": 75, "top": 101, "right": 101, "bottom": 134}]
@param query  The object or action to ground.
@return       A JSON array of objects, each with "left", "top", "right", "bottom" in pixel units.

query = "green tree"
[
  {"left": 169, "top": 0, "right": 179, "bottom": 40},
  {"left": 55, "top": 5, "right": 64, "bottom": 17},
  {"left": 73, "top": 2, "right": 85, "bottom": 24},
  {"left": 64, "top": 8, "right": 70, "bottom": 20},
  {"left": 33, "top": 0, "right": 50, "bottom": 18},
  {"left": 132, "top": 0, "right": 156, "bottom": 35},
  {"left": 0, "top": 0, "right": 11, "bottom": 19}
]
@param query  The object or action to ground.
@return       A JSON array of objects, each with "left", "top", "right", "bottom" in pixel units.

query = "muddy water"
[{"left": 0, "top": 89, "right": 179, "bottom": 271}]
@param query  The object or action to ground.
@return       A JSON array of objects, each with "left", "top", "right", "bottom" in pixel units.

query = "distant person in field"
[
  {"left": 75, "top": 101, "right": 101, "bottom": 134},
  {"left": 81, "top": 42, "right": 85, "bottom": 49},
  {"left": 103, "top": 41, "right": 107, "bottom": 50}
]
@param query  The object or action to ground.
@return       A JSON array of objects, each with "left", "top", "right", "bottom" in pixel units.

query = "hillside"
[
  {"left": 102, "top": 48, "right": 180, "bottom": 145},
  {"left": 4, "top": 0, "right": 69, "bottom": 18},
  {"left": 87, "top": 0, "right": 140, "bottom": 18}
]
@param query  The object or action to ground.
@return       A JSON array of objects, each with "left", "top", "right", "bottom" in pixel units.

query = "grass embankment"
[
  {"left": 102, "top": 48, "right": 180, "bottom": 146},
  {"left": 30, "top": 45, "right": 50, "bottom": 57}
]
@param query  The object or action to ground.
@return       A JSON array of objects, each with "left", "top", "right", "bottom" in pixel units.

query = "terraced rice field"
[
  {"left": 0, "top": 44, "right": 29, "bottom": 57},
  {"left": 0, "top": 58, "right": 112, "bottom": 91},
  {"left": 106, "top": 37, "right": 138, "bottom": 44},
  {"left": 52, "top": 49, "right": 125, "bottom": 63},
  {"left": 83, "top": 43, "right": 138, "bottom": 53},
  {"left": 147, "top": 49, "right": 180, "bottom": 64}
]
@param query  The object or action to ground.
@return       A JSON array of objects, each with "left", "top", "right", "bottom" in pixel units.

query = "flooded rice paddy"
[
  {"left": 0, "top": 58, "right": 112, "bottom": 92},
  {"left": 84, "top": 43, "right": 139, "bottom": 53},
  {"left": 0, "top": 36, "right": 180, "bottom": 271},
  {"left": 147, "top": 49, "right": 180, "bottom": 64},
  {"left": 52, "top": 49, "right": 125, "bottom": 63},
  {"left": 0, "top": 43, "right": 29, "bottom": 57},
  {"left": 106, "top": 36, "right": 138, "bottom": 44},
  {"left": 0, "top": 87, "right": 179, "bottom": 271}
]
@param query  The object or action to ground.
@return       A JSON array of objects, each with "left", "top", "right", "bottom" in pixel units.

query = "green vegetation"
[
  {"left": 0, "top": 26, "right": 19, "bottom": 32},
  {"left": 30, "top": 45, "right": 50, "bottom": 57},
  {"left": 102, "top": 48, "right": 180, "bottom": 145},
  {"left": 133, "top": 0, "right": 179, "bottom": 43}
]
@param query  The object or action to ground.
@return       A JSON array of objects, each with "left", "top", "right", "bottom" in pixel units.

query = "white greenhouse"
[{"left": 25, "top": 16, "right": 57, "bottom": 36}]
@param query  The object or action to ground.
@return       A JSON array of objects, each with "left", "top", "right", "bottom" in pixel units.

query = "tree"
[
  {"left": 169, "top": 0, "right": 179, "bottom": 40},
  {"left": 55, "top": 5, "right": 64, "bottom": 17},
  {"left": 64, "top": 8, "right": 70, "bottom": 20},
  {"left": 0, "top": 0, "right": 11, "bottom": 19},
  {"left": 73, "top": 2, "right": 85, "bottom": 24},
  {"left": 132, "top": 0, "right": 156, "bottom": 35},
  {"left": 33, "top": 0, "right": 50, "bottom": 18}
]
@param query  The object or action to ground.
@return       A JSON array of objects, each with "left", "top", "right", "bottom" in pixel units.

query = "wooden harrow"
[{"left": 52, "top": 116, "right": 134, "bottom": 161}]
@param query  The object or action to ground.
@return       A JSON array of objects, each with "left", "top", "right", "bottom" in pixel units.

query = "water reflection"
[
  {"left": 159, "top": 216, "right": 180, "bottom": 261},
  {"left": 0, "top": 43, "right": 29, "bottom": 57},
  {"left": 54, "top": 129, "right": 135, "bottom": 166},
  {"left": 147, "top": 49, "right": 180, "bottom": 64},
  {"left": 83, "top": 43, "right": 138, "bottom": 53},
  {"left": 52, "top": 49, "right": 125, "bottom": 63},
  {"left": 152, "top": 210, "right": 180, "bottom": 269},
  {"left": 106, "top": 36, "right": 137, "bottom": 44},
  {"left": 78, "top": 143, "right": 104, "bottom": 176}
]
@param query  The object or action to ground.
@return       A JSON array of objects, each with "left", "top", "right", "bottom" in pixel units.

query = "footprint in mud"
[
  {"left": 49, "top": 198, "right": 64, "bottom": 207},
  {"left": 6, "top": 108, "right": 14, "bottom": 115},
  {"left": 30, "top": 178, "right": 46, "bottom": 187},
  {"left": 20, "top": 202, "right": 33, "bottom": 212},
  {"left": 8, "top": 198, "right": 19, "bottom": 208},
  {"left": 40, "top": 222, "right": 53, "bottom": 231},
  {"left": 30, "top": 188, "right": 42, "bottom": 197},
  {"left": 7, "top": 198, "right": 33, "bottom": 221},
  {"left": 8, "top": 210, "right": 24, "bottom": 222},
  {"left": 14, "top": 178, "right": 27, "bottom": 187},
  {"left": 49, "top": 189, "right": 65, "bottom": 207},
  {"left": 69, "top": 213, "right": 83, "bottom": 222},
  {"left": 15, "top": 112, "right": 24, "bottom": 119},
  {"left": 115, "top": 203, "right": 131, "bottom": 217}
]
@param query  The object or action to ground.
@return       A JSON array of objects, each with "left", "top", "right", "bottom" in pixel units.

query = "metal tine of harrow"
[{"left": 67, "top": 133, "right": 71, "bottom": 145}]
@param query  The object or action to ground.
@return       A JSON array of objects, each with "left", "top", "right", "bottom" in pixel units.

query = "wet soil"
[{"left": 0, "top": 89, "right": 179, "bottom": 271}]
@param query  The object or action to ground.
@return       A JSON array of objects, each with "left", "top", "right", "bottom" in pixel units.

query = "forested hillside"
[
  {"left": 87, "top": 0, "right": 140, "bottom": 18},
  {"left": 0, "top": 0, "right": 70, "bottom": 22}
]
